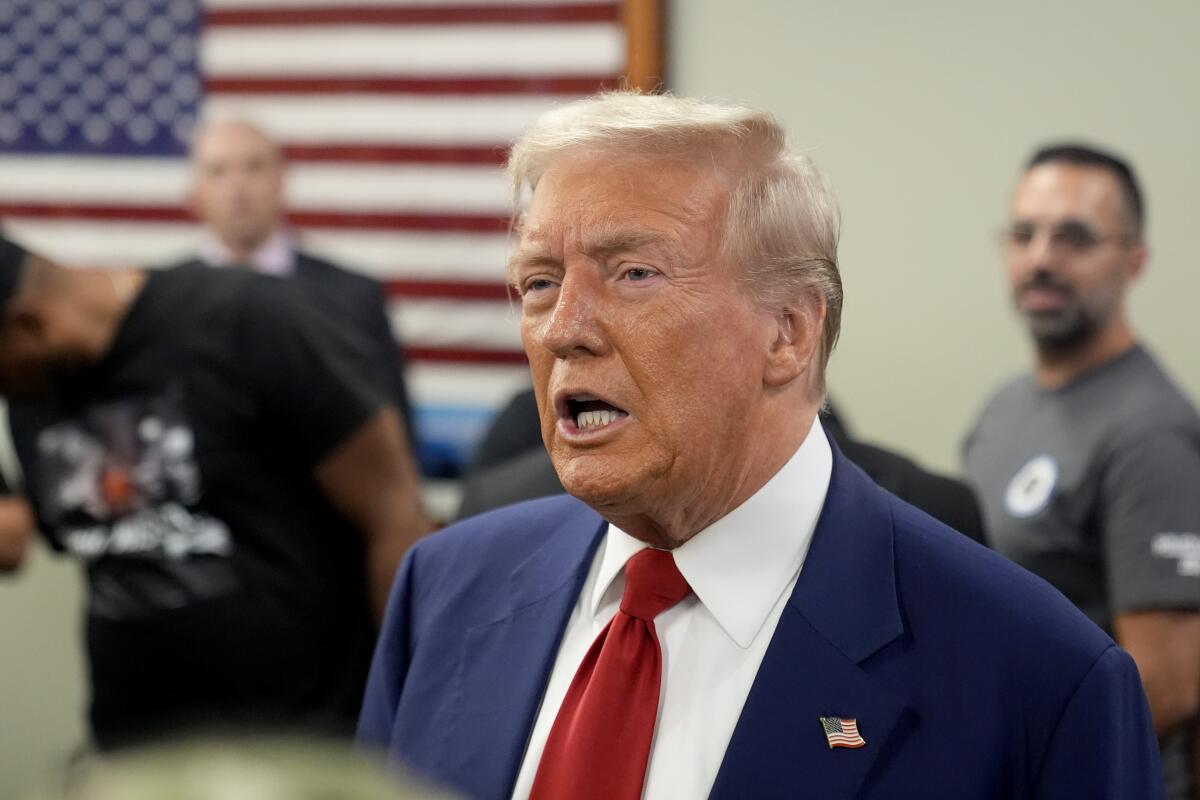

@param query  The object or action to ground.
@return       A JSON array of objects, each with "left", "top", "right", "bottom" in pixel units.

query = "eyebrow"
[
  {"left": 507, "top": 228, "right": 679, "bottom": 283},
  {"left": 580, "top": 230, "right": 675, "bottom": 261}
]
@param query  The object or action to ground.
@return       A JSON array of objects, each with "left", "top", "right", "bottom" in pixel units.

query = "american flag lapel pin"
[{"left": 819, "top": 716, "right": 866, "bottom": 749}]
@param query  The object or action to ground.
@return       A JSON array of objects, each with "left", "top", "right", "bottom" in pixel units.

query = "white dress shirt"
[
  {"left": 199, "top": 228, "right": 296, "bottom": 277},
  {"left": 511, "top": 419, "right": 833, "bottom": 800}
]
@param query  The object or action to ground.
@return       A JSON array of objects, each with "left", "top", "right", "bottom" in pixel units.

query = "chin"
[{"left": 552, "top": 451, "right": 643, "bottom": 509}]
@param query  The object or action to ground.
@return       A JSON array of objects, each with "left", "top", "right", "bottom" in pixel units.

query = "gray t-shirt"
[{"left": 965, "top": 345, "right": 1200, "bottom": 799}]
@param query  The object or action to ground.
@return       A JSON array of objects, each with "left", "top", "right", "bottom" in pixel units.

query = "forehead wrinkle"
[{"left": 579, "top": 229, "right": 679, "bottom": 263}]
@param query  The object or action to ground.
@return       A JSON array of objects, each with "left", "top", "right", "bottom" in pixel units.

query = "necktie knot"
[{"left": 619, "top": 548, "right": 692, "bottom": 621}]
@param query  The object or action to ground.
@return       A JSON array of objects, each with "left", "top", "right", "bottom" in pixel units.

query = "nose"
[{"left": 534, "top": 269, "right": 609, "bottom": 359}]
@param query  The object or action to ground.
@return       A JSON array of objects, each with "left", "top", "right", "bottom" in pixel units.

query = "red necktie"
[{"left": 529, "top": 548, "right": 693, "bottom": 800}]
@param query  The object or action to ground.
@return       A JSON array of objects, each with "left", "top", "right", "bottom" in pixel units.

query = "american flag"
[
  {"left": 0, "top": 0, "right": 652, "bottom": 477},
  {"left": 819, "top": 716, "right": 866, "bottom": 749}
]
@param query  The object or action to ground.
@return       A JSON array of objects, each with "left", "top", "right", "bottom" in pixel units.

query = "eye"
[
  {"left": 522, "top": 276, "right": 558, "bottom": 295},
  {"left": 1004, "top": 225, "right": 1035, "bottom": 248},
  {"left": 620, "top": 265, "right": 659, "bottom": 283},
  {"left": 1052, "top": 222, "right": 1099, "bottom": 252}
]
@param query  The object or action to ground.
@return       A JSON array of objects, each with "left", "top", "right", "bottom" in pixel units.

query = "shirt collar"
[
  {"left": 199, "top": 228, "right": 296, "bottom": 277},
  {"left": 591, "top": 418, "right": 833, "bottom": 648}
]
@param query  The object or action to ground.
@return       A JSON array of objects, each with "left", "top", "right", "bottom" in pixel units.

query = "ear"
[
  {"left": 1125, "top": 241, "right": 1148, "bottom": 281},
  {"left": 8, "top": 304, "right": 46, "bottom": 343},
  {"left": 763, "top": 291, "right": 826, "bottom": 388}
]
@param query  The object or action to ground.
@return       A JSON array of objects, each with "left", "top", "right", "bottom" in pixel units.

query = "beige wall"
[
  {"left": 0, "top": 543, "right": 86, "bottom": 798},
  {"left": 672, "top": 0, "right": 1200, "bottom": 472},
  {"left": 3, "top": 2, "right": 1199, "bottom": 794}
]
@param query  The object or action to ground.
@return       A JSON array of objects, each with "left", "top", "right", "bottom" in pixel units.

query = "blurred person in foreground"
[
  {"left": 0, "top": 235, "right": 433, "bottom": 749},
  {"left": 358, "top": 92, "right": 1161, "bottom": 799},
  {"left": 182, "top": 119, "right": 414, "bottom": 443},
  {"left": 21, "top": 736, "right": 457, "bottom": 800},
  {"left": 964, "top": 143, "right": 1200, "bottom": 798}
]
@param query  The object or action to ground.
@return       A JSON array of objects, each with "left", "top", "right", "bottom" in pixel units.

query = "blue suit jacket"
[{"left": 358, "top": 447, "right": 1162, "bottom": 799}]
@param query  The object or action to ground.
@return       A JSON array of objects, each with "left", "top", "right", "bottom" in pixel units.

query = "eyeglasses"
[{"left": 999, "top": 220, "right": 1131, "bottom": 255}]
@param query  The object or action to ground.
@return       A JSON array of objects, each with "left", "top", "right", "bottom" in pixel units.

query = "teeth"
[{"left": 576, "top": 409, "right": 622, "bottom": 431}]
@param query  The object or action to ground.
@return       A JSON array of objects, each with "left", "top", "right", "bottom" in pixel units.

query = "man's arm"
[
  {"left": 359, "top": 281, "right": 414, "bottom": 431},
  {"left": 0, "top": 496, "right": 33, "bottom": 571},
  {"left": 1101, "top": 430, "right": 1200, "bottom": 736},
  {"left": 1034, "top": 645, "right": 1164, "bottom": 797},
  {"left": 314, "top": 406, "right": 434, "bottom": 622},
  {"left": 1113, "top": 610, "right": 1200, "bottom": 736},
  {"left": 236, "top": 277, "right": 434, "bottom": 622}
]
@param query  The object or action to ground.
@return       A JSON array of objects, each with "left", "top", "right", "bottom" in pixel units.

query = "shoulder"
[
  {"left": 1103, "top": 347, "right": 1200, "bottom": 440},
  {"left": 401, "top": 495, "right": 603, "bottom": 619},
  {"left": 888, "top": 495, "right": 1113, "bottom": 668},
  {"left": 142, "top": 262, "right": 260, "bottom": 317},
  {"left": 295, "top": 251, "right": 380, "bottom": 292},
  {"left": 964, "top": 372, "right": 1034, "bottom": 444}
]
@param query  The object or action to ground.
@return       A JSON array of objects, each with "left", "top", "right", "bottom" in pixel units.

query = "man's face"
[
  {"left": 188, "top": 124, "right": 285, "bottom": 251},
  {"left": 510, "top": 153, "right": 780, "bottom": 535},
  {"left": 0, "top": 304, "right": 78, "bottom": 400},
  {"left": 1005, "top": 163, "right": 1143, "bottom": 352}
]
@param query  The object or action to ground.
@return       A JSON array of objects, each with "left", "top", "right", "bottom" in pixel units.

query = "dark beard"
[
  {"left": 1027, "top": 308, "right": 1100, "bottom": 355},
  {"left": 1014, "top": 271, "right": 1101, "bottom": 356}
]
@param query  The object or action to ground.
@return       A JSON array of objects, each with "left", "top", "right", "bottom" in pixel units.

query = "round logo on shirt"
[{"left": 1004, "top": 455, "right": 1058, "bottom": 518}]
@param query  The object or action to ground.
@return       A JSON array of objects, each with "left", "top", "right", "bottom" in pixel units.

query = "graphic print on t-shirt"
[
  {"left": 33, "top": 387, "right": 237, "bottom": 618},
  {"left": 1004, "top": 454, "right": 1058, "bottom": 519}
]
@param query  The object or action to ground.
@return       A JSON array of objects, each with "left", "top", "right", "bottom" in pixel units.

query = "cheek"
[
  {"left": 630, "top": 316, "right": 762, "bottom": 423},
  {"left": 523, "top": 348, "right": 558, "bottom": 423}
]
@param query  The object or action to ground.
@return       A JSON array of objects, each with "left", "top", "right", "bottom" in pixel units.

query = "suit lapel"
[
  {"left": 711, "top": 447, "right": 914, "bottom": 799},
  {"left": 443, "top": 501, "right": 607, "bottom": 800}
]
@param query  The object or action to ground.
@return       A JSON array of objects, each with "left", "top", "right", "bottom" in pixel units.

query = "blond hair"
[{"left": 507, "top": 91, "right": 843, "bottom": 379}]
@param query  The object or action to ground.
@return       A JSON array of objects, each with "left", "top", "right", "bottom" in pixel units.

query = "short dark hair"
[
  {"left": 0, "top": 234, "right": 28, "bottom": 306},
  {"left": 1027, "top": 143, "right": 1145, "bottom": 238}
]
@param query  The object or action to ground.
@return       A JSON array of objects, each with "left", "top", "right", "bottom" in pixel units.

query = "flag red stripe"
[
  {"left": 385, "top": 279, "right": 513, "bottom": 301},
  {"left": 0, "top": 203, "right": 508, "bottom": 233},
  {"left": 405, "top": 346, "right": 527, "bottom": 365},
  {"left": 205, "top": 75, "right": 617, "bottom": 95},
  {"left": 205, "top": 3, "right": 620, "bottom": 27},
  {"left": 282, "top": 143, "right": 509, "bottom": 165}
]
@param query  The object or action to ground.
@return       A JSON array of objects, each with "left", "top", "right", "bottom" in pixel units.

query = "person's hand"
[{"left": 0, "top": 495, "right": 35, "bottom": 571}]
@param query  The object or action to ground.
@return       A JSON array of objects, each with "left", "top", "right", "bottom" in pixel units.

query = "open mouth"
[{"left": 560, "top": 393, "right": 630, "bottom": 433}]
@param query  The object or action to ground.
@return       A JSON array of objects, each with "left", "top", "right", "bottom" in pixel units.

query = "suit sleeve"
[
  {"left": 357, "top": 544, "right": 418, "bottom": 749},
  {"left": 1033, "top": 645, "right": 1163, "bottom": 799}
]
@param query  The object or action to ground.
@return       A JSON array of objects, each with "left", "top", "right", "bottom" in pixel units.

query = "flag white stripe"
[
  {"left": 203, "top": 24, "right": 623, "bottom": 77},
  {"left": 2, "top": 220, "right": 513, "bottom": 280},
  {"left": 407, "top": 363, "right": 531, "bottom": 408},
  {"left": 201, "top": 94, "right": 570, "bottom": 144},
  {"left": 393, "top": 299, "right": 520, "bottom": 349},
  {"left": 303, "top": 229, "right": 511, "bottom": 280},
  {"left": 0, "top": 156, "right": 511, "bottom": 214}
]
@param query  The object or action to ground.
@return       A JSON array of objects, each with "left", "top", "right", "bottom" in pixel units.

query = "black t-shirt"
[{"left": 9, "top": 264, "right": 384, "bottom": 748}]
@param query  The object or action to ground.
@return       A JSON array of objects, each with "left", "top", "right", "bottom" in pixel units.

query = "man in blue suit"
[{"left": 357, "top": 92, "right": 1162, "bottom": 798}]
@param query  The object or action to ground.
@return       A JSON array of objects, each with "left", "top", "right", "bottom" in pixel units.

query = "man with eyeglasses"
[{"left": 964, "top": 143, "right": 1200, "bottom": 798}]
